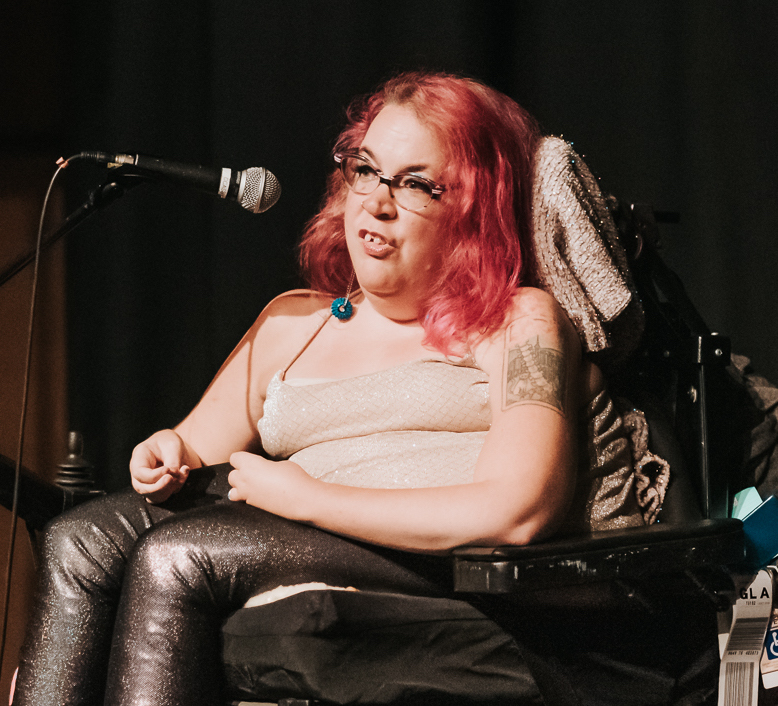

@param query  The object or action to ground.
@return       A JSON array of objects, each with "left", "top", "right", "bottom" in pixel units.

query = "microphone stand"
[
  {"left": 0, "top": 168, "right": 148, "bottom": 680},
  {"left": 0, "top": 170, "right": 150, "bottom": 526},
  {"left": 0, "top": 168, "right": 149, "bottom": 288}
]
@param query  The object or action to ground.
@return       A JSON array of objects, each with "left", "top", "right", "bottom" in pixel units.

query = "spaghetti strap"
[
  {"left": 281, "top": 314, "right": 329, "bottom": 379},
  {"left": 280, "top": 290, "right": 362, "bottom": 380}
]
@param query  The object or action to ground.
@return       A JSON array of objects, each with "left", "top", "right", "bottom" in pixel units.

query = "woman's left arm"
[{"left": 228, "top": 289, "right": 580, "bottom": 553}]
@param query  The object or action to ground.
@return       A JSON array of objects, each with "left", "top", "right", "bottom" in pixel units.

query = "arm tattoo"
[{"left": 502, "top": 335, "right": 567, "bottom": 414}]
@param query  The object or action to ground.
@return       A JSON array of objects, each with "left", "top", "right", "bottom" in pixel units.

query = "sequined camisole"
[
  {"left": 259, "top": 355, "right": 490, "bottom": 490},
  {"left": 258, "top": 314, "right": 649, "bottom": 532}
]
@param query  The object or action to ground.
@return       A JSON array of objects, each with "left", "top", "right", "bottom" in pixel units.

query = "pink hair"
[{"left": 299, "top": 71, "right": 541, "bottom": 354}]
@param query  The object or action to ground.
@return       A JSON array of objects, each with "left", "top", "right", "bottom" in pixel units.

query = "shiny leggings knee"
[{"left": 13, "top": 465, "right": 451, "bottom": 706}]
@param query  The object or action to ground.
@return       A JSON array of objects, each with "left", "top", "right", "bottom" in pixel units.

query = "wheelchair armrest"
[
  {"left": 1, "top": 452, "right": 103, "bottom": 531},
  {"left": 453, "top": 518, "right": 744, "bottom": 594}
]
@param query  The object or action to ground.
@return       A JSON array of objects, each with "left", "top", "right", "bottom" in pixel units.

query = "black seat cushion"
[{"left": 221, "top": 589, "right": 540, "bottom": 705}]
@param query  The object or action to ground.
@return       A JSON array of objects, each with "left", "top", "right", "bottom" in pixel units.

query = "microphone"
[{"left": 76, "top": 151, "right": 281, "bottom": 214}]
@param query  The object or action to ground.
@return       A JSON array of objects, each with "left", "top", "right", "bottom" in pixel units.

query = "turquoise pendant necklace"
[{"left": 331, "top": 272, "right": 355, "bottom": 321}]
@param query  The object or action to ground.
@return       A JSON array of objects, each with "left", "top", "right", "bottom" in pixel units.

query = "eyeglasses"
[{"left": 334, "top": 152, "right": 446, "bottom": 212}]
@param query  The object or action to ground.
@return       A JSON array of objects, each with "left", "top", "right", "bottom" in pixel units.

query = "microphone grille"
[{"left": 240, "top": 167, "right": 281, "bottom": 214}]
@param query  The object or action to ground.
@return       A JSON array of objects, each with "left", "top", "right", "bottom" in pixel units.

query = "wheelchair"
[
  {"left": 2, "top": 137, "right": 765, "bottom": 705},
  {"left": 216, "top": 152, "right": 748, "bottom": 706}
]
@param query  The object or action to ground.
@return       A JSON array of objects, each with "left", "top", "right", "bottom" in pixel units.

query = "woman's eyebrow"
[
  {"left": 358, "top": 146, "right": 431, "bottom": 175},
  {"left": 358, "top": 146, "right": 377, "bottom": 161}
]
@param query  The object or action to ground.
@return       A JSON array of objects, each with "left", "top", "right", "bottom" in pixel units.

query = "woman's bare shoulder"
[
  {"left": 237, "top": 290, "right": 333, "bottom": 382},
  {"left": 473, "top": 287, "right": 580, "bottom": 375},
  {"left": 493, "top": 287, "right": 579, "bottom": 345},
  {"left": 507, "top": 287, "right": 570, "bottom": 325},
  {"left": 250, "top": 289, "right": 330, "bottom": 334},
  {"left": 261, "top": 289, "right": 332, "bottom": 318}
]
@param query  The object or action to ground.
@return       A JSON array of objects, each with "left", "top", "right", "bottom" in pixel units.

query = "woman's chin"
[
  {"left": 358, "top": 282, "right": 400, "bottom": 301},
  {"left": 351, "top": 268, "right": 400, "bottom": 297}
]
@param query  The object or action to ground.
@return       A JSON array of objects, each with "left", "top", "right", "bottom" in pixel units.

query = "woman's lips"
[{"left": 360, "top": 230, "right": 392, "bottom": 257}]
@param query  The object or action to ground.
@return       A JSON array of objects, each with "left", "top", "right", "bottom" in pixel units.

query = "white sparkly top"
[
  {"left": 257, "top": 325, "right": 663, "bottom": 531},
  {"left": 258, "top": 357, "right": 491, "bottom": 489}
]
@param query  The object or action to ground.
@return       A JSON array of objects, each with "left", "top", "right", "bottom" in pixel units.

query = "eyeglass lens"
[{"left": 339, "top": 155, "right": 436, "bottom": 211}]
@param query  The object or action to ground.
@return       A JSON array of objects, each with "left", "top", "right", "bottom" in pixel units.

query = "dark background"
[{"left": 3, "top": 1, "right": 778, "bottom": 491}]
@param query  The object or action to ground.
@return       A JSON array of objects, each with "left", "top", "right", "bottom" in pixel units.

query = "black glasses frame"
[{"left": 334, "top": 152, "right": 446, "bottom": 211}]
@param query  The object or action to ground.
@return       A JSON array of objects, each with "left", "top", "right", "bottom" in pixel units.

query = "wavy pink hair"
[{"left": 299, "top": 71, "right": 541, "bottom": 353}]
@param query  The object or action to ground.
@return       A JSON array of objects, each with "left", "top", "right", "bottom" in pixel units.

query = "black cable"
[{"left": 0, "top": 155, "right": 78, "bottom": 674}]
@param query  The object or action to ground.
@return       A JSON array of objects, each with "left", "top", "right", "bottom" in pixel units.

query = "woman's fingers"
[
  {"left": 227, "top": 452, "right": 266, "bottom": 502},
  {"left": 131, "top": 473, "right": 174, "bottom": 503},
  {"left": 227, "top": 466, "right": 246, "bottom": 501},
  {"left": 130, "top": 432, "right": 187, "bottom": 480},
  {"left": 133, "top": 467, "right": 190, "bottom": 504},
  {"left": 129, "top": 430, "right": 192, "bottom": 502},
  {"left": 229, "top": 451, "right": 252, "bottom": 468}
]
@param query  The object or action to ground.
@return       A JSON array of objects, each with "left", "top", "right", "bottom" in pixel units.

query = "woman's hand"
[
  {"left": 130, "top": 429, "right": 199, "bottom": 504},
  {"left": 228, "top": 452, "right": 315, "bottom": 520}
]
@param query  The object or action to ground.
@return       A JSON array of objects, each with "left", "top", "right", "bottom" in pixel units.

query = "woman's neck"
[
  {"left": 283, "top": 291, "right": 437, "bottom": 381},
  {"left": 355, "top": 288, "right": 423, "bottom": 326}
]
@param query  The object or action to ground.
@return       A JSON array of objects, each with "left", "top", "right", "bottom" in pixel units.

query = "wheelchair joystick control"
[{"left": 56, "top": 431, "right": 97, "bottom": 492}]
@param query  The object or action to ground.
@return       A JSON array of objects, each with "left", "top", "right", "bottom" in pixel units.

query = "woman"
[{"left": 14, "top": 72, "right": 647, "bottom": 706}]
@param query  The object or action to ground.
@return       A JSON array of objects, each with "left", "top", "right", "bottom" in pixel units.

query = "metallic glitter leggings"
[{"left": 13, "top": 465, "right": 452, "bottom": 706}]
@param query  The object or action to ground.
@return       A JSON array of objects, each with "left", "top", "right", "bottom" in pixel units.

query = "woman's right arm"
[{"left": 129, "top": 290, "right": 326, "bottom": 503}]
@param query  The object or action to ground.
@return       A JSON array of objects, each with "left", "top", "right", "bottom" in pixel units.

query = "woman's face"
[{"left": 343, "top": 104, "right": 449, "bottom": 316}]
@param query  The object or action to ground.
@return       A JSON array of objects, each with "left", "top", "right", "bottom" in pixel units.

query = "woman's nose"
[{"left": 361, "top": 182, "right": 397, "bottom": 218}]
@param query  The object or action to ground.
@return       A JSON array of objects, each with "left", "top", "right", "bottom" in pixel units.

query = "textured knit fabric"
[{"left": 532, "top": 136, "right": 645, "bottom": 363}]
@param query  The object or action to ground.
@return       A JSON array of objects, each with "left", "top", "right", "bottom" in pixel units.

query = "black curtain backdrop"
[{"left": 55, "top": 1, "right": 778, "bottom": 490}]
